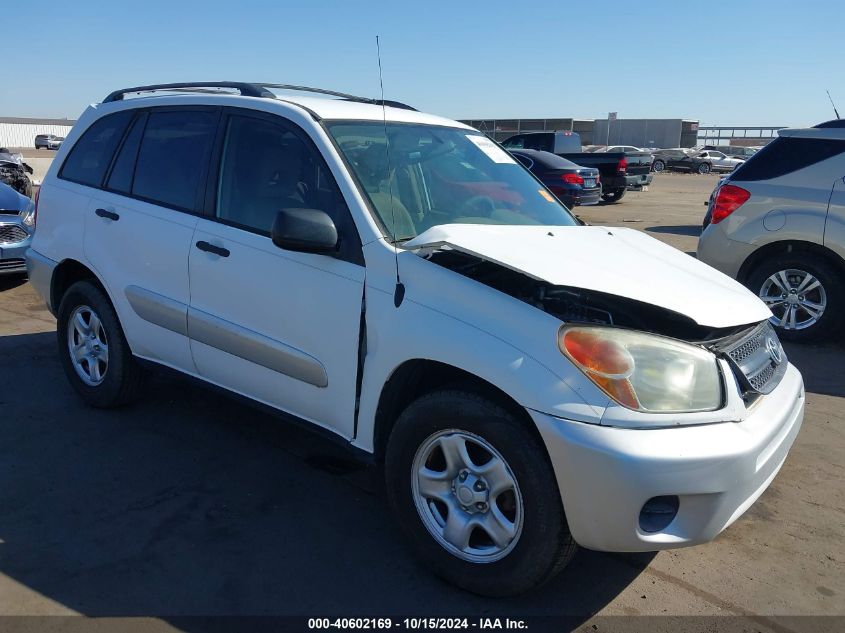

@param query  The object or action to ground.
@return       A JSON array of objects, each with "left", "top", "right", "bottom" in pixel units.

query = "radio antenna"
[
  {"left": 826, "top": 90, "right": 840, "bottom": 120},
  {"left": 376, "top": 35, "right": 405, "bottom": 307}
]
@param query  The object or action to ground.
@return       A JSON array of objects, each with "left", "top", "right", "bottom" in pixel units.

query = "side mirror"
[{"left": 271, "top": 208, "right": 339, "bottom": 254}]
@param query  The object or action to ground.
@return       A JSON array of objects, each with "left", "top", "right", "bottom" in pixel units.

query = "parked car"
[
  {"left": 509, "top": 149, "right": 601, "bottom": 207},
  {"left": 27, "top": 81, "right": 804, "bottom": 596},
  {"left": 0, "top": 181, "right": 35, "bottom": 275},
  {"left": 502, "top": 132, "right": 653, "bottom": 203},
  {"left": 651, "top": 148, "right": 723, "bottom": 174},
  {"left": 594, "top": 145, "right": 647, "bottom": 153},
  {"left": 0, "top": 148, "right": 34, "bottom": 197},
  {"left": 693, "top": 150, "right": 745, "bottom": 173},
  {"left": 701, "top": 145, "right": 758, "bottom": 159},
  {"left": 698, "top": 120, "right": 845, "bottom": 342},
  {"left": 35, "top": 134, "right": 64, "bottom": 150}
]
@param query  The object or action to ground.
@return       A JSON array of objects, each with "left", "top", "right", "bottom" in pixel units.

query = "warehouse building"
[
  {"left": 459, "top": 117, "right": 700, "bottom": 148},
  {"left": 0, "top": 117, "right": 76, "bottom": 148}
]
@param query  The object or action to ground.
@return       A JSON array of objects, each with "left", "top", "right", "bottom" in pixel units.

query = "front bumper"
[
  {"left": 530, "top": 362, "right": 804, "bottom": 552},
  {"left": 0, "top": 231, "right": 32, "bottom": 274}
]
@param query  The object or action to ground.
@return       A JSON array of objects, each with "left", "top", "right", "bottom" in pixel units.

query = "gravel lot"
[{"left": 0, "top": 173, "right": 842, "bottom": 627}]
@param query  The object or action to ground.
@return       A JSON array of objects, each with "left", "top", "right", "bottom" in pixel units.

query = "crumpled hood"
[{"left": 404, "top": 224, "right": 771, "bottom": 328}]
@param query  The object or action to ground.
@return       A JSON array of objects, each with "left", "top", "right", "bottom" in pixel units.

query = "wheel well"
[
  {"left": 372, "top": 360, "right": 536, "bottom": 462},
  {"left": 737, "top": 241, "right": 845, "bottom": 284},
  {"left": 51, "top": 259, "right": 106, "bottom": 313}
]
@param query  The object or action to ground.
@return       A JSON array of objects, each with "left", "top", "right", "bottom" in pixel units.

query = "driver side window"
[{"left": 216, "top": 115, "right": 353, "bottom": 238}]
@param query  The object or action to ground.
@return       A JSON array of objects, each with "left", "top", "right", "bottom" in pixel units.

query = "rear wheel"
[
  {"left": 697, "top": 162, "right": 712, "bottom": 174},
  {"left": 747, "top": 253, "right": 844, "bottom": 342},
  {"left": 385, "top": 389, "right": 576, "bottom": 596},
  {"left": 57, "top": 280, "right": 146, "bottom": 407},
  {"left": 601, "top": 188, "right": 626, "bottom": 203}
]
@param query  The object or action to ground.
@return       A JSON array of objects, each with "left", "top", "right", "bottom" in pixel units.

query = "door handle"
[
  {"left": 95, "top": 208, "right": 119, "bottom": 221},
  {"left": 195, "top": 240, "right": 230, "bottom": 258}
]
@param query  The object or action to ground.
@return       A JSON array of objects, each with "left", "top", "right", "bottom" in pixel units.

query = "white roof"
[
  {"left": 96, "top": 90, "right": 472, "bottom": 129},
  {"left": 273, "top": 94, "right": 472, "bottom": 128}
]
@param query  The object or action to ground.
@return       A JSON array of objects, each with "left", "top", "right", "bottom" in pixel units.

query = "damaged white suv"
[{"left": 26, "top": 83, "right": 804, "bottom": 596}]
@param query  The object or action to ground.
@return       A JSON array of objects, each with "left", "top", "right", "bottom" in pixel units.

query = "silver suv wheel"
[
  {"left": 759, "top": 268, "right": 827, "bottom": 331},
  {"left": 411, "top": 429, "right": 523, "bottom": 563},
  {"left": 67, "top": 305, "right": 109, "bottom": 385}
]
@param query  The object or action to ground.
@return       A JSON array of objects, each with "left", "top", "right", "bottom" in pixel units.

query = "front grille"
[
  {"left": 0, "top": 224, "right": 28, "bottom": 244},
  {"left": 0, "top": 258, "right": 25, "bottom": 270},
  {"left": 715, "top": 321, "right": 787, "bottom": 396}
]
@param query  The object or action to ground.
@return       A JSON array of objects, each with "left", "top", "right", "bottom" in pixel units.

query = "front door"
[{"left": 187, "top": 110, "right": 365, "bottom": 438}]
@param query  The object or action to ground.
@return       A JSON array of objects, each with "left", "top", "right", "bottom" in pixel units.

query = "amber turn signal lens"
[{"left": 560, "top": 328, "right": 640, "bottom": 409}]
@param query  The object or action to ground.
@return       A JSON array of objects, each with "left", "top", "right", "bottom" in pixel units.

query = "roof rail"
[
  {"left": 101, "top": 81, "right": 417, "bottom": 111},
  {"left": 102, "top": 82, "right": 275, "bottom": 103},
  {"left": 257, "top": 83, "right": 416, "bottom": 111}
]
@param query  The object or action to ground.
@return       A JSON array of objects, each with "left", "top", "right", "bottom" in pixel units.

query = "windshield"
[{"left": 326, "top": 122, "right": 578, "bottom": 240}]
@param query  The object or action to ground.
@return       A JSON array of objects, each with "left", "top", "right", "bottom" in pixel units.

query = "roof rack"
[
  {"left": 257, "top": 83, "right": 416, "bottom": 111},
  {"left": 102, "top": 81, "right": 417, "bottom": 111},
  {"left": 103, "top": 82, "right": 275, "bottom": 103}
]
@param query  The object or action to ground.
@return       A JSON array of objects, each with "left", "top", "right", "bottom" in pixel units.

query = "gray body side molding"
[
  {"left": 124, "top": 286, "right": 327, "bottom": 388},
  {"left": 188, "top": 306, "right": 329, "bottom": 388},
  {"left": 125, "top": 285, "right": 188, "bottom": 336}
]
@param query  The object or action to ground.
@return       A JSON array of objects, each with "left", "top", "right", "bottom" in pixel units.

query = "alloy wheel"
[
  {"left": 759, "top": 268, "right": 827, "bottom": 331},
  {"left": 67, "top": 305, "right": 109, "bottom": 385}
]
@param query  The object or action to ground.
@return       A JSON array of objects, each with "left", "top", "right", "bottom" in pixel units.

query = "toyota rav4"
[{"left": 26, "top": 82, "right": 804, "bottom": 596}]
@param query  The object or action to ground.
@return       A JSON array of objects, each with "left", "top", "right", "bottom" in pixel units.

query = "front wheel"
[
  {"left": 697, "top": 162, "right": 712, "bottom": 174},
  {"left": 385, "top": 390, "right": 576, "bottom": 596},
  {"left": 57, "top": 280, "right": 146, "bottom": 407},
  {"left": 747, "top": 254, "right": 844, "bottom": 342},
  {"left": 652, "top": 159, "right": 665, "bottom": 172},
  {"left": 601, "top": 188, "right": 626, "bottom": 203}
]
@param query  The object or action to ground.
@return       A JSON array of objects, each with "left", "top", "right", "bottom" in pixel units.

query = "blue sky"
[{"left": 4, "top": 1, "right": 843, "bottom": 127}]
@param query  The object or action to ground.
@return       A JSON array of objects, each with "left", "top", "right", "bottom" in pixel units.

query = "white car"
[
  {"left": 26, "top": 82, "right": 804, "bottom": 596},
  {"left": 695, "top": 150, "right": 745, "bottom": 172}
]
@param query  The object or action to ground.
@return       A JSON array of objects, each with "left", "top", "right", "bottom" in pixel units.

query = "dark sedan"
[{"left": 509, "top": 149, "right": 601, "bottom": 207}]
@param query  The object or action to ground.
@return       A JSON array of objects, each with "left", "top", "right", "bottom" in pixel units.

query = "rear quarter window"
[
  {"left": 59, "top": 111, "right": 134, "bottom": 187},
  {"left": 732, "top": 137, "right": 845, "bottom": 181}
]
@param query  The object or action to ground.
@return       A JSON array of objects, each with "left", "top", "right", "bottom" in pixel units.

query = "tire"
[
  {"left": 385, "top": 389, "right": 576, "bottom": 596},
  {"left": 57, "top": 280, "right": 146, "bottom": 407},
  {"left": 746, "top": 253, "right": 844, "bottom": 343},
  {"left": 652, "top": 159, "right": 665, "bottom": 172},
  {"left": 601, "top": 188, "right": 626, "bottom": 203},
  {"left": 697, "top": 162, "right": 711, "bottom": 175}
]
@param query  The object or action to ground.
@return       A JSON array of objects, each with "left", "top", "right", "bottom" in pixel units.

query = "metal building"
[
  {"left": 592, "top": 119, "right": 699, "bottom": 149},
  {"left": 0, "top": 117, "right": 76, "bottom": 148},
  {"left": 460, "top": 117, "right": 701, "bottom": 148},
  {"left": 459, "top": 118, "right": 595, "bottom": 143}
]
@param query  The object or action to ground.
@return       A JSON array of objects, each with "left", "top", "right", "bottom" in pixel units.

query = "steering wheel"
[{"left": 458, "top": 195, "right": 496, "bottom": 217}]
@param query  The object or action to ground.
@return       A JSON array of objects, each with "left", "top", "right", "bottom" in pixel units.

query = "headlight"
[
  {"left": 21, "top": 200, "right": 36, "bottom": 229},
  {"left": 558, "top": 325, "right": 722, "bottom": 413}
]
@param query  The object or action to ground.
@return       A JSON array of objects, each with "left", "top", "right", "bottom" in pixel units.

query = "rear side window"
[
  {"left": 106, "top": 112, "right": 147, "bottom": 194},
  {"left": 732, "top": 137, "right": 845, "bottom": 181},
  {"left": 132, "top": 110, "right": 217, "bottom": 211},
  {"left": 59, "top": 111, "right": 134, "bottom": 187}
]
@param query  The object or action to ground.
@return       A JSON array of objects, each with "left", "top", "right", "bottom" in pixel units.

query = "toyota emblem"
[{"left": 765, "top": 337, "right": 783, "bottom": 364}]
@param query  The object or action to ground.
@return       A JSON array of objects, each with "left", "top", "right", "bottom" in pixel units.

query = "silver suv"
[{"left": 698, "top": 120, "right": 845, "bottom": 342}]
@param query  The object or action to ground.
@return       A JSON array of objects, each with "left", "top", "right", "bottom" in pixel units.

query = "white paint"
[{"left": 404, "top": 223, "right": 773, "bottom": 328}]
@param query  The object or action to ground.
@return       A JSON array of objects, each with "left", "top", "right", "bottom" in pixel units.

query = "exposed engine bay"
[{"left": 427, "top": 249, "right": 752, "bottom": 344}]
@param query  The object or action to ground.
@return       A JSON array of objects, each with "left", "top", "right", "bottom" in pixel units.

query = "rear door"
[
  {"left": 82, "top": 107, "right": 219, "bottom": 372},
  {"left": 187, "top": 109, "right": 365, "bottom": 438}
]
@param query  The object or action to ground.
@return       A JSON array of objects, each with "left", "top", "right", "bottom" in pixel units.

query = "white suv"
[{"left": 26, "top": 82, "right": 805, "bottom": 596}]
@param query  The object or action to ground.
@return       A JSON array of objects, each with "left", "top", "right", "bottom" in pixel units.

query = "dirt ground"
[{"left": 0, "top": 173, "right": 842, "bottom": 629}]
